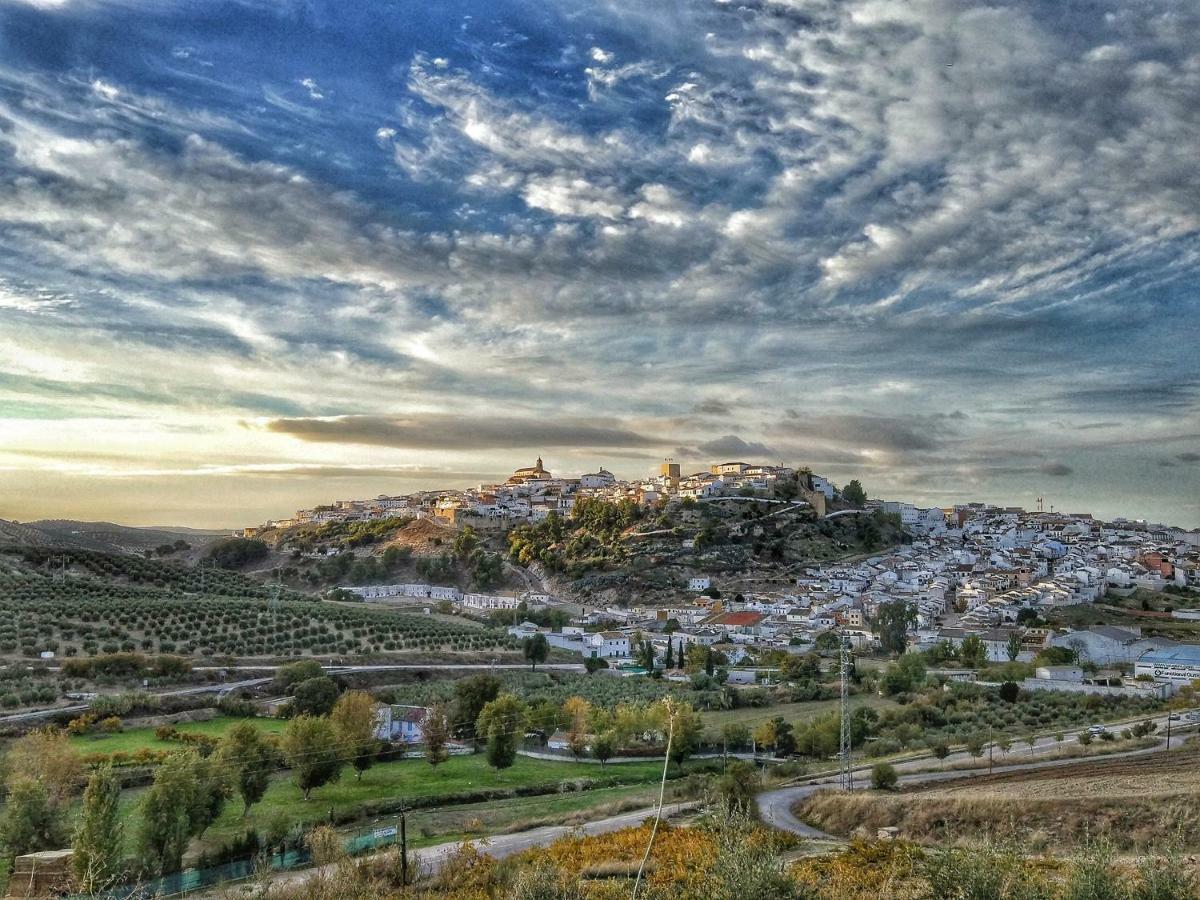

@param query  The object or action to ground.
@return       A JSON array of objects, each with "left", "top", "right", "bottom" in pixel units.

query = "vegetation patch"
[{"left": 797, "top": 748, "right": 1200, "bottom": 851}]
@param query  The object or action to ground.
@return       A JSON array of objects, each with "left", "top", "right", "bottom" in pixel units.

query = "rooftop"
[{"left": 1138, "top": 645, "right": 1200, "bottom": 665}]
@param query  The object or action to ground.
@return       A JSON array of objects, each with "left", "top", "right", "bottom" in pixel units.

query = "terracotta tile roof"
[{"left": 705, "top": 611, "right": 766, "bottom": 627}]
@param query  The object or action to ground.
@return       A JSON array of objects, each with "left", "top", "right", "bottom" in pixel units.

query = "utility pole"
[
  {"left": 1166, "top": 714, "right": 1172, "bottom": 750},
  {"left": 269, "top": 576, "right": 283, "bottom": 619},
  {"left": 839, "top": 630, "right": 853, "bottom": 791},
  {"left": 400, "top": 809, "right": 408, "bottom": 889}
]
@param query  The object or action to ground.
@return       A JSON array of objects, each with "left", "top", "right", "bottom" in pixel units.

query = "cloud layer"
[{"left": 0, "top": 0, "right": 1197, "bottom": 526}]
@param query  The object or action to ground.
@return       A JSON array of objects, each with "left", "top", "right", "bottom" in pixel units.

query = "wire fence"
[{"left": 73, "top": 826, "right": 401, "bottom": 899}]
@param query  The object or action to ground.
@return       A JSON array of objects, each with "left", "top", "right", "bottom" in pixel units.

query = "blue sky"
[{"left": 0, "top": 0, "right": 1197, "bottom": 527}]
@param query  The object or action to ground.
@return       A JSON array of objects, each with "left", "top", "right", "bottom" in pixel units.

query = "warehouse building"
[{"left": 1134, "top": 645, "right": 1200, "bottom": 686}]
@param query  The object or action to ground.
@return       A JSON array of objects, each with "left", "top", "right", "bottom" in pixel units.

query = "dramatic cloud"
[
  {"left": 780, "top": 415, "right": 955, "bottom": 455},
  {"left": 696, "top": 435, "right": 777, "bottom": 461},
  {"left": 266, "top": 415, "right": 668, "bottom": 450},
  {"left": 1039, "top": 463, "right": 1074, "bottom": 478},
  {"left": 0, "top": 0, "right": 1197, "bottom": 525}
]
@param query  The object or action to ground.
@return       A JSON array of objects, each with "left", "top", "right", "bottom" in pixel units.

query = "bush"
[
  {"left": 217, "top": 696, "right": 258, "bottom": 718},
  {"left": 871, "top": 763, "right": 898, "bottom": 791},
  {"left": 925, "top": 844, "right": 1049, "bottom": 899},
  {"left": 205, "top": 538, "right": 269, "bottom": 570}
]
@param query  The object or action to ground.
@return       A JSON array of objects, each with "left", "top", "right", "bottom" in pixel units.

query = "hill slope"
[{"left": 19, "top": 519, "right": 227, "bottom": 553}]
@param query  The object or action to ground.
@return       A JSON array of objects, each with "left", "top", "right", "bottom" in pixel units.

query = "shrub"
[{"left": 871, "top": 763, "right": 898, "bottom": 791}]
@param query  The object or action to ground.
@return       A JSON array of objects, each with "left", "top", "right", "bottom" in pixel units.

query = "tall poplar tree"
[{"left": 73, "top": 766, "right": 124, "bottom": 893}]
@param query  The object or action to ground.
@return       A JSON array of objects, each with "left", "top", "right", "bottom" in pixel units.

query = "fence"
[{"left": 74, "top": 825, "right": 401, "bottom": 898}]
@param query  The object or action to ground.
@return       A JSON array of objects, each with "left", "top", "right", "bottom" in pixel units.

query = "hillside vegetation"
[
  {"left": 798, "top": 746, "right": 1200, "bottom": 851},
  {"left": 0, "top": 519, "right": 224, "bottom": 553},
  {"left": 233, "top": 497, "right": 906, "bottom": 604},
  {"left": 510, "top": 498, "right": 906, "bottom": 605}
]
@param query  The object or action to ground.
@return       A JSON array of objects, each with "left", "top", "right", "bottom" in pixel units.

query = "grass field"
[
  {"left": 68, "top": 715, "right": 286, "bottom": 755},
  {"left": 105, "top": 750, "right": 696, "bottom": 859},
  {"left": 701, "top": 694, "right": 894, "bottom": 736}
]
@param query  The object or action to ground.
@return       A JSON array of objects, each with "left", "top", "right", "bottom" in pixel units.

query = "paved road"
[
  {"left": 189, "top": 663, "right": 586, "bottom": 673},
  {"left": 758, "top": 709, "right": 1196, "bottom": 837}
]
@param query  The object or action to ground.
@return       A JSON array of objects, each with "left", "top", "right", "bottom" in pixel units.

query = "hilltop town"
[
  {"left": 237, "top": 455, "right": 1200, "bottom": 695},
  {"left": 252, "top": 457, "right": 838, "bottom": 530}
]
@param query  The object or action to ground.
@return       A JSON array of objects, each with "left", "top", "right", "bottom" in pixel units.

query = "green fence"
[{"left": 76, "top": 825, "right": 400, "bottom": 898}]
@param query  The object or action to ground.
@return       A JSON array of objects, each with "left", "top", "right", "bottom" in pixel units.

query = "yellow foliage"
[
  {"left": 790, "top": 839, "right": 927, "bottom": 899},
  {"left": 422, "top": 840, "right": 498, "bottom": 900}
]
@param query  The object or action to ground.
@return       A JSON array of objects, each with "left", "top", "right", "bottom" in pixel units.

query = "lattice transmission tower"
[{"left": 839, "top": 631, "right": 853, "bottom": 790}]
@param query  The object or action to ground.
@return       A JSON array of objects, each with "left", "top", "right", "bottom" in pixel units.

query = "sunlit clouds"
[{"left": 0, "top": 0, "right": 1197, "bottom": 526}]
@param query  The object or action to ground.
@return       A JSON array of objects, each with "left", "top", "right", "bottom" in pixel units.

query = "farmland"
[
  {"left": 67, "top": 715, "right": 286, "bottom": 756},
  {"left": 0, "top": 562, "right": 515, "bottom": 660},
  {"left": 377, "top": 670, "right": 688, "bottom": 710},
  {"left": 699, "top": 694, "right": 896, "bottom": 736},
  {"left": 9, "top": 546, "right": 304, "bottom": 601}
]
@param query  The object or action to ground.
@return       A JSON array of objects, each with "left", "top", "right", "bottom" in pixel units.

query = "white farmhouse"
[{"left": 584, "top": 632, "right": 632, "bottom": 660}]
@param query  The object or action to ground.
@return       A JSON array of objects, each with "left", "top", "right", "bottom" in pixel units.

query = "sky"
[{"left": 0, "top": 0, "right": 1197, "bottom": 529}]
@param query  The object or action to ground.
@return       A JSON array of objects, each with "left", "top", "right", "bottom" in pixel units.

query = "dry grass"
[{"left": 797, "top": 747, "right": 1200, "bottom": 851}]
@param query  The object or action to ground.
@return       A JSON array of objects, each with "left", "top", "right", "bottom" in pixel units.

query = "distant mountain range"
[{"left": 0, "top": 519, "right": 228, "bottom": 554}]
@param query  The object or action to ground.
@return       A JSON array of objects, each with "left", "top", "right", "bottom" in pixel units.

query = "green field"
[
  {"left": 66, "top": 717, "right": 703, "bottom": 861},
  {"left": 68, "top": 715, "right": 286, "bottom": 755},
  {"left": 107, "top": 751, "right": 695, "bottom": 859}
]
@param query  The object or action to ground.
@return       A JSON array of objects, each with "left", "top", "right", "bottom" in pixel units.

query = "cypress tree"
[{"left": 74, "top": 766, "right": 124, "bottom": 893}]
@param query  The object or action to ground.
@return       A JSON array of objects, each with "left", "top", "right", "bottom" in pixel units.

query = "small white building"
[
  {"left": 461, "top": 591, "right": 521, "bottom": 610},
  {"left": 375, "top": 705, "right": 428, "bottom": 743},
  {"left": 584, "top": 632, "right": 632, "bottom": 659},
  {"left": 579, "top": 469, "right": 616, "bottom": 489}
]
